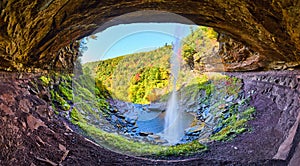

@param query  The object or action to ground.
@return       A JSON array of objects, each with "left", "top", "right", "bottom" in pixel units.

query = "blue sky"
[{"left": 81, "top": 23, "right": 197, "bottom": 63}]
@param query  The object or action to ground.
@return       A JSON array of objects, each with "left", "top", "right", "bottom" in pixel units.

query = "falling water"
[{"left": 163, "top": 28, "right": 183, "bottom": 144}]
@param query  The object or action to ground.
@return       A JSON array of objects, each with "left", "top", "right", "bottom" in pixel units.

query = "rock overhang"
[{"left": 0, "top": 0, "right": 300, "bottom": 71}]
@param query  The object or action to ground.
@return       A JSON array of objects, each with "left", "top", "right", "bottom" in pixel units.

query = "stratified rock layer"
[
  {"left": 0, "top": 0, "right": 300, "bottom": 71},
  {"left": 1, "top": 71, "right": 299, "bottom": 165}
]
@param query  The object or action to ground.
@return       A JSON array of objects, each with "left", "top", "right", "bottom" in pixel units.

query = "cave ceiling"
[{"left": 0, "top": 0, "right": 300, "bottom": 71}]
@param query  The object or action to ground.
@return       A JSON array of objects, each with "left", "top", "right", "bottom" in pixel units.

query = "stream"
[{"left": 108, "top": 100, "right": 195, "bottom": 144}]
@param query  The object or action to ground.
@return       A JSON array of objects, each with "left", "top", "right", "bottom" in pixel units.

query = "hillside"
[
  {"left": 82, "top": 61, "right": 101, "bottom": 78},
  {"left": 94, "top": 45, "right": 172, "bottom": 103},
  {"left": 90, "top": 26, "right": 219, "bottom": 104}
]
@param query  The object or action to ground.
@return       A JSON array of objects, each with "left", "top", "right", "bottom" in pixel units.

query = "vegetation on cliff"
[
  {"left": 42, "top": 71, "right": 207, "bottom": 156},
  {"left": 40, "top": 26, "right": 256, "bottom": 156}
]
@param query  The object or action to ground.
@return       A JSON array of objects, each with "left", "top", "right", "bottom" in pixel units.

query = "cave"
[{"left": 0, "top": 1, "right": 300, "bottom": 165}]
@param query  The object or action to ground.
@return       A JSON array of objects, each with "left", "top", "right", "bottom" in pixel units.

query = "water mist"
[{"left": 163, "top": 29, "right": 183, "bottom": 144}]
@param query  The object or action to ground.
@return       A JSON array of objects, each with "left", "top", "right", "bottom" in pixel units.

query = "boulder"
[
  {"left": 148, "top": 134, "right": 160, "bottom": 140},
  {"left": 185, "top": 124, "right": 205, "bottom": 135},
  {"left": 139, "top": 132, "right": 153, "bottom": 137},
  {"left": 147, "top": 103, "right": 166, "bottom": 112}
]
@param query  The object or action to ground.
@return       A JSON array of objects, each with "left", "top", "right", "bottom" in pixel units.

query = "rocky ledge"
[{"left": 0, "top": 70, "right": 299, "bottom": 165}]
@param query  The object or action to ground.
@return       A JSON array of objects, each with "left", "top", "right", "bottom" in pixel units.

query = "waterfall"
[{"left": 163, "top": 28, "right": 183, "bottom": 144}]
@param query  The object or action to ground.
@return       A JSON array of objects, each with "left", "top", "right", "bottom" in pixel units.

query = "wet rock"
[
  {"left": 148, "top": 134, "right": 160, "bottom": 140},
  {"left": 202, "top": 109, "right": 210, "bottom": 119},
  {"left": 225, "top": 95, "right": 234, "bottom": 102},
  {"left": 223, "top": 112, "right": 231, "bottom": 119},
  {"left": 124, "top": 112, "right": 138, "bottom": 124},
  {"left": 148, "top": 103, "right": 166, "bottom": 111},
  {"left": 132, "top": 128, "right": 140, "bottom": 134},
  {"left": 118, "top": 119, "right": 127, "bottom": 127},
  {"left": 125, "top": 117, "right": 136, "bottom": 125},
  {"left": 139, "top": 132, "right": 153, "bottom": 137},
  {"left": 204, "top": 114, "right": 214, "bottom": 124},
  {"left": 110, "top": 115, "right": 118, "bottom": 123},
  {"left": 185, "top": 124, "right": 205, "bottom": 135},
  {"left": 116, "top": 114, "right": 125, "bottom": 119},
  {"left": 212, "top": 125, "right": 224, "bottom": 134},
  {"left": 198, "top": 130, "right": 212, "bottom": 143},
  {"left": 127, "top": 125, "right": 138, "bottom": 131},
  {"left": 181, "top": 135, "right": 199, "bottom": 142},
  {"left": 109, "top": 108, "right": 118, "bottom": 113},
  {"left": 154, "top": 139, "right": 168, "bottom": 144}
]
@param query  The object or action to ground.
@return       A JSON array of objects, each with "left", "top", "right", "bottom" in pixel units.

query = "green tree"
[
  {"left": 96, "top": 45, "right": 172, "bottom": 101},
  {"left": 128, "top": 67, "right": 169, "bottom": 104}
]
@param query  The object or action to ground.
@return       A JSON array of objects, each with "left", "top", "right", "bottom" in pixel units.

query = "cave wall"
[
  {"left": 227, "top": 71, "right": 300, "bottom": 163},
  {"left": 0, "top": 0, "right": 300, "bottom": 71},
  {"left": 1, "top": 70, "right": 299, "bottom": 165}
]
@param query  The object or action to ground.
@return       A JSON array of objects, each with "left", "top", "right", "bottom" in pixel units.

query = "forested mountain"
[
  {"left": 82, "top": 60, "right": 101, "bottom": 78},
  {"left": 84, "top": 26, "right": 219, "bottom": 104},
  {"left": 94, "top": 45, "right": 172, "bottom": 103}
]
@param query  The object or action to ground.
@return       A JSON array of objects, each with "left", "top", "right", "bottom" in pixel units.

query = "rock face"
[
  {"left": 1, "top": 0, "right": 300, "bottom": 71},
  {"left": 218, "top": 34, "right": 262, "bottom": 71},
  {"left": 1, "top": 71, "right": 300, "bottom": 165}
]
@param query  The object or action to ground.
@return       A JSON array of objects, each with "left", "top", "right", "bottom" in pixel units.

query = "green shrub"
[
  {"left": 211, "top": 117, "right": 251, "bottom": 141},
  {"left": 70, "top": 108, "right": 86, "bottom": 124},
  {"left": 59, "top": 84, "right": 73, "bottom": 100},
  {"left": 40, "top": 76, "right": 51, "bottom": 86}
]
